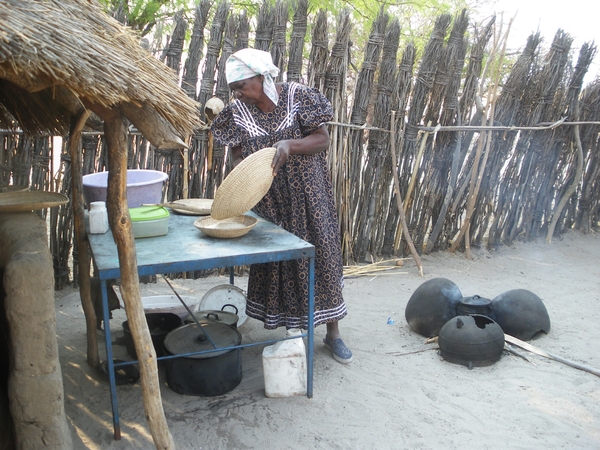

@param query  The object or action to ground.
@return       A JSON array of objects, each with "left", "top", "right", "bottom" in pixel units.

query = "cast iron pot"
[
  {"left": 405, "top": 278, "right": 463, "bottom": 337},
  {"left": 491, "top": 289, "right": 551, "bottom": 340},
  {"left": 457, "top": 295, "right": 494, "bottom": 319},
  {"left": 122, "top": 312, "right": 182, "bottom": 359},
  {"left": 163, "top": 321, "right": 242, "bottom": 396},
  {"left": 438, "top": 314, "right": 505, "bottom": 369},
  {"left": 184, "top": 303, "right": 239, "bottom": 329}
]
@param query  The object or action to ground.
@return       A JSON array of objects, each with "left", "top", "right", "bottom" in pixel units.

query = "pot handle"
[
  {"left": 221, "top": 303, "right": 239, "bottom": 315},
  {"left": 206, "top": 312, "right": 220, "bottom": 321}
]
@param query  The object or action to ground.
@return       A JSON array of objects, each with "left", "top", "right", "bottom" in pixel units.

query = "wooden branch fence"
[{"left": 1, "top": 1, "right": 599, "bottom": 289}]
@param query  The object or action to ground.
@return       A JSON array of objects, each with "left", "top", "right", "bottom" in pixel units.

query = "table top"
[{"left": 88, "top": 212, "right": 315, "bottom": 280}]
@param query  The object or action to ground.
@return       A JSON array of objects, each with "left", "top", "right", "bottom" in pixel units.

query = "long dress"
[{"left": 211, "top": 82, "right": 347, "bottom": 330}]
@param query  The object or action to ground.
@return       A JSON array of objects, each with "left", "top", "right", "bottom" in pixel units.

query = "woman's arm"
[
  {"left": 271, "top": 125, "right": 330, "bottom": 176},
  {"left": 230, "top": 145, "right": 243, "bottom": 168}
]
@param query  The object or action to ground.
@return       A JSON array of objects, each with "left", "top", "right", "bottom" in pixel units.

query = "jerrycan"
[{"left": 262, "top": 328, "right": 307, "bottom": 398}]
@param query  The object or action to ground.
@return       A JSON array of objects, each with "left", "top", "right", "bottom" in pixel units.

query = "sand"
[{"left": 55, "top": 230, "right": 600, "bottom": 449}]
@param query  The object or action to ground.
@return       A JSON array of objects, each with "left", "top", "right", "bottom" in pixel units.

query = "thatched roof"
[{"left": 0, "top": 0, "right": 201, "bottom": 145}]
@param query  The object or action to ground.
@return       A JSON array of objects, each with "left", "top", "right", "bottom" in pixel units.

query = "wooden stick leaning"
[{"left": 389, "top": 110, "right": 424, "bottom": 277}]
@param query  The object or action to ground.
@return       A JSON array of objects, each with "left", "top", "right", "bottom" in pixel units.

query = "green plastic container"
[{"left": 129, "top": 206, "right": 170, "bottom": 238}]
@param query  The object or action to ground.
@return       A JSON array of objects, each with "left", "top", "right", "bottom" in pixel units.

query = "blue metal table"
[{"left": 88, "top": 213, "right": 315, "bottom": 440}]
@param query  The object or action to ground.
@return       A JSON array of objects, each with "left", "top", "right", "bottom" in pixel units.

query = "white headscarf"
[{"left": 225, "top": 48, "right": 280, "bottom": 105}]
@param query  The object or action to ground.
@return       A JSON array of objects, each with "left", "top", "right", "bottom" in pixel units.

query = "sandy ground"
[{"left": 54, "top": 230, "right": 600, "bottom": 449}]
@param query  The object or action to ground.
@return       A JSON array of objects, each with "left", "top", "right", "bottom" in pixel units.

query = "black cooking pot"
[
  {"left": 491, "top": 289, "right": 551, "bottom": 340},
  {"left": 438, "top": 314, "right": 505, "bottom": 369},
  {"left": 122, "top": 312, "right": 182, "bottom": 359},
  {"left": 184, "top": 304, "right": 239, "bottom": 329},
  {"left": 457, "top": 295, "right": 494, "bottom": 318},
  {"left": 163, "top": 321, "right": 242, "bottom": 396},
  {"left": 405, "top": 278, "right": 463, "bottom": 337}
]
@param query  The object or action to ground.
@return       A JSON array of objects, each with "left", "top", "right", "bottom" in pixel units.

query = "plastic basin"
[{"left": 82, "top": 169, "right": 168, "bottom": 208}]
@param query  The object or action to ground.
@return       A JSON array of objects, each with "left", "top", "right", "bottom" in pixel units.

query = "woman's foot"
[{"left": 323, "top": 335, "right": 353, "bottom": 364}]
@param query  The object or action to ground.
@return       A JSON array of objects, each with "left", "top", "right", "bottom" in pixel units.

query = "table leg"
[
  {"left": 101, "top": 280, "right": 121, "bottom": 440},
  {"left": 307, "top": 256, "right": 314, "bottom": 398}
]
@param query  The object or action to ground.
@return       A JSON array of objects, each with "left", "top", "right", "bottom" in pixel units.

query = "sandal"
[{"left": 323, "top": 336, "right": 353, "bottom": 364}]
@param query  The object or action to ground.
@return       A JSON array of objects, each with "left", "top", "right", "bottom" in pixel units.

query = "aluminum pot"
[
  {"left": 185, "top": 303, "right": 239, "bottom": 329},
  {"left": 163, "top": 321, "right": 242, "bottom": 396}
]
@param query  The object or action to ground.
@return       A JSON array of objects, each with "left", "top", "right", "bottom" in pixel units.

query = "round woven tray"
[
  {"left": 211, "top": 147, "right": 276, "bottom": 220},
  {"left": 0, "top": 191, "right": 69, "bottom": 212},
  {"left": 170, "top": 198, "right": 213, "bottom": 215},
  {"left": 194, "top": 215, "right": 258, "bottom": 239}
]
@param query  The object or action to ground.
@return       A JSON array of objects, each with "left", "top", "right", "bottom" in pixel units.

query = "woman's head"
[{"left": 226, "top": 49, "right": 280, "bottom": 105}]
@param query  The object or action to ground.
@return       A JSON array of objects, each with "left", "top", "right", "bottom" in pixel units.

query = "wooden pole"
[
  {"left": 546, "top": 124, "right": 584, "bottom": 243},
  {"left": 103, "top": 107, "right": 175, "bottom": 449},
  {"left": 69, "top": 109, "right": 100, "bottom": 368},
  {"left": 393, "top": 122, "right": 431, "bottom": 253},
  {"left": 389, "top": 110, "right": 424, "bottom": 276}
]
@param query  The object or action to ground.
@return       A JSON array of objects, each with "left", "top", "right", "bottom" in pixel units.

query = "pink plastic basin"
[{"left": 82, "top": 169, "right": 168, "bottom": 208}]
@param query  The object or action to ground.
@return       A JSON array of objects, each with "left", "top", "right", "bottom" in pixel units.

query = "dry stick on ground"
[
  {"left": 343, "top": 258, "right": 409, "bottom": 277},
  {"left": 387, "top": 348, "right": 437, "bottom": 356},
  {"left": 504, "top": 344, "right": 535, "bottom": 365},
  {"left": 389, "top": 110, "right": 424, "bottom": 276},
  {"left": 504, "top": 334, "right": 600, "bottom": 378}
]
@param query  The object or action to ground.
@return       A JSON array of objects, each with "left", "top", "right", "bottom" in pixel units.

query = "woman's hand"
[
  {"left": 271, "top": 126, "right": 330, "bottom": 176},
  {"left": 272, "top": 140, "right": 293, "bottom": 176}
]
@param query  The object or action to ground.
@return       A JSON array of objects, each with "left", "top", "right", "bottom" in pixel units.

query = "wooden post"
[
  {"left": 69, "top": 110, "right": 100, "bottom": 368},
  {"left": 103, "top": 107, "right": 175, "bottom": 449}
]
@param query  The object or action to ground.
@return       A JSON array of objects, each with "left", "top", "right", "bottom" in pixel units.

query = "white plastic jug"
[
  {"left": 262, "top": 328, "right": 307, "bottom": 398},
  {"left": 89, "top": 201, "right": 109, "bottom": 234}
]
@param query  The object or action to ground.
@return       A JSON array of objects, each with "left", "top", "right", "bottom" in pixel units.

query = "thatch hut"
[{"left": 0, "top": 0, "right": 201, "bottom": 448}]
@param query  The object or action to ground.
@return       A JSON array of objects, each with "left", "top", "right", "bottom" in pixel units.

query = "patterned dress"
[{"left": 211, "top": 82, "right": 347, "bottom": 330}]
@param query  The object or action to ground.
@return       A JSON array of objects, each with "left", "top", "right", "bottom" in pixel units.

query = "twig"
[
  {"left": 387, "top": 348, "right": 438, "bottom": 356},
  {"left": 505, "top": 334, "right": 600, "bottom": 378},
  {"left": 504, "top": 344, "right": 536, "bottom": 365}
]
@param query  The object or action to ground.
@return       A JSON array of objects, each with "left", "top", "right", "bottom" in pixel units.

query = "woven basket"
[
  {"left": 0, "top": 190, "right": 69, "bottom": 212},
  {"left": 170, "top": 198, "right": 213, "bottom": 215},
  {"left": 194, "top": 215, "right": 258, "bottom": 239},
  {"left": 211, "top": 147, "right": 276, "bottom": 220}
]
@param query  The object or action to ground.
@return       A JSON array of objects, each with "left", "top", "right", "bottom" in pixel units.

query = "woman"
[{"left": 211, "top": 48, "right": 352, "bottom": 364}]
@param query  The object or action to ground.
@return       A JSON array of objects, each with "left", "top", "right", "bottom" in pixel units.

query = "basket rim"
[
  {"left": 194, "top": 215, "right": 258, "bottom": 238},
  {"left": 0, "top": 190, "right": 69, "bottom": 212}
]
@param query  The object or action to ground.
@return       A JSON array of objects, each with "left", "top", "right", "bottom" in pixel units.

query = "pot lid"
[
  {"left": 164, "top": 322, "right": 241, "bottom": 359},
  {"left": 459, "top": 295, "right": 492, "bottom": 307},
  {"left": 190, "top": 307, "right": 239, "bottom": 327},
  {"left": 198, "top": 284, "right": 247, "bottom": 326}
]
